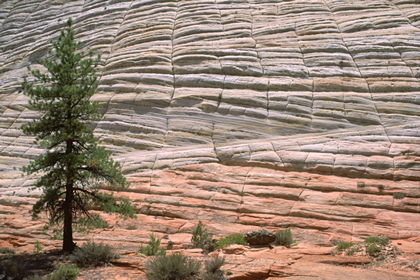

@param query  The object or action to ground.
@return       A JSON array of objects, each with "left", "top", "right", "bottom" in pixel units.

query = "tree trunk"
[
  {"left": 63, "top": 137, "right": 76, "bottom": 253},
  {"left": 63, "top": 180, "right": 75, "bottom": 253},
  {"left": 63, "top": 187, "right": 76, "bottom": 253}
]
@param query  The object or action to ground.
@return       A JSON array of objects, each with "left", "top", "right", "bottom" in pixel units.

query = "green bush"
[
  {"left": 0, "top": 247, "right": 15, "bottom": 254},
  {"left": 51, "top": 228, "right": 63, "bottom": 240},
  {"left": 336, "top": 241, "right": 354, "bottom": 251},
  {"left": 345, "top": 246, "right": 361, "bottom": 256},
  {"left": 366, "top": 244, "right": 381, "bottom": 257},
  {"left": 273, "top": 228, "right": 294, "bottom": 248},
  {"left": 70, "top": 241, "right": 119, "bottom": 267},
  {"left": 191, "top": 221, "right": 212, "bottom": 249},
  {"left": 167, "top": 240, "right": 175, "bottom": 250},
  {"left": 393, "top": 193, "right": 405, "bottom": 199},
  {"left": 74, "top": 213, "right": 108, "bottom": 232},
  {"left": 364, "top": 235, "right": 389, "bottom": 246},
  {"left": 357, "top": 182, "right": 365, "bottom": 188},
  {"left": 214, "top": 234, "right": 247, "bottom": 250},
  {"left": 0, "top": 258, "right": 29, "bottom": 280},
  {"left": 145, "top": 253, "right": 201, "bottom": 280},
  {"left": 102, "top": 197, "right": 137, "bottom": 219},
  {"left": 203, "top": 255, "right": 226, "bottom": 280},
  {"left": 139, "top": 234, "right": 166, "bottom": 256},
  {"left": 44, "top": 264, "right": 79, "bottom": 280},
  {"left": 33, "top": 240, "right": 43, "bottom": 254}
]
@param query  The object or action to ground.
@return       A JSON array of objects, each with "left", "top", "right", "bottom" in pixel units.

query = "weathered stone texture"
[{"left": 0, "top": 0, "right": 419, "bottom": 244}]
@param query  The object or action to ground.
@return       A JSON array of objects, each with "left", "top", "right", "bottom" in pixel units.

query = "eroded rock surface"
[{"left": 0, "top": 1, "right": 419, "bottom": 277}]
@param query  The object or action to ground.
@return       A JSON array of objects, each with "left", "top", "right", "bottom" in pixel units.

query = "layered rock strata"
[{"left": 0, "top": 0, "right": 419, "bottom": 244}]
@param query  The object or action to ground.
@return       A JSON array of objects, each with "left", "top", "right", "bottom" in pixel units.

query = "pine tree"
[{"left": 21, "top": 18, "right": 133, "bottom": 253}]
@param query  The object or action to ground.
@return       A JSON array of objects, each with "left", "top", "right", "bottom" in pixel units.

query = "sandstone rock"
[
  {"left": 244, "top": 229, "right": 276, "bottom": 246},
  {"left": 222, "top": 244, "right": 247, "bottom": 255},
  {"left": 0, "top": 0, "right": 419, "bottom": 278}
]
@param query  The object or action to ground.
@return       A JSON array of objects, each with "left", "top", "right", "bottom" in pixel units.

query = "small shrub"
[
  {"left": 74, "top": 213, "right": 108, "bottom": 232},
  {"left": 357, "top": 182, "right": 365, "bottom": 188},
  {"left": 44, "top": 263, "right": 79, "bottom": 280},
  {"left": 345, "top": 246, "right": 361, "bottom": 256},
  {"left": 50, "top": 228, "right": 63, "bottom": 240},
  {"left": 191, "top": 221, "right": 212, "bottom": 249},
  {"left": 330, "top": 238, "right": 343, "bottom": 246},
  {"left": 273, "top": 228, "right": 294, "bottom": 248},
  {"left": 393, "top": 192, "right": 405, "bottom": 199},
  {"left": 336, "top": 241, "right": 354, "bottom": 251},
  {"left": 33, "top": 240, "right": 43, "bottom": 254},
  {"left": 139, "top": 234, "right": 166, "bottom": 256},
  {"left": 0, "top": 259, "right": 29, "bottom": 280},
  {"left": 345, "top": 249, "right": 355, "bottom": 256},
  {"left": 203, "top": 255, "right": 226, "bottom": 280},
  {"left": 364, "top": 235, "right": 389, "bottom": 246},
  {"left": 377, "top": 184, "right": 385, "bottom": 191},
  {"left": 0, "top": 247, "right": 15, "bottom": 255},
  {"left": 214, "top": 234, "right": 247, "bottom": 250},
  {"left": 202, "top": 238, "right": 218, "bottom": 254},
  {"left": 70, "top": 241, "right": 119, "bottom": 267},
  {"left": 145, "top": 253, "right": 201, "bottom": 280},
  {"left": 167, "top": 240, "right": 175, "bottom": 250},
  {"left": 99, "top": 195, "right": 136, "bottom": 219},
  {"left": 366, "top": 244, "right": 381, "bottom": 257},
  {"left": 126, "top": 225, "right": 137, "bottom": 230}
]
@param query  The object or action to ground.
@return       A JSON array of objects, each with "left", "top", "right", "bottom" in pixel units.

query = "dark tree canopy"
[{"left": 21, "top": 18, "right": 133, "bottom": 253}]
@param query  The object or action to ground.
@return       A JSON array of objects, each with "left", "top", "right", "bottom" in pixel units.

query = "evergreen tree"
[{"left": 21, "top": 18, "right": 132, "bottom": 253}]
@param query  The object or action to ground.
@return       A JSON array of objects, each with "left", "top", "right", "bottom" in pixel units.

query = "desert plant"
[
  {"left": 273, "top": 228, "right": 294, "bottom": 248},
  {"left": 366, "top": 244, "right": 382, "bottom": 257},
  {"left": 0, "top": 247, "right": 15, "bottom": 255},
  {"left": 393, "top": 192, "right": 405, "bottom": 199},
  {"left": 345, "top": 246, "right": 361, "bottom": 256},
  {"left": 214, "top": 233, "right": 247, "bottom": 250},
  {"left": 364, "top": 235, "right": 389, "bottom": 246},
  {"left": 70, "top": 241, "right": 119, "bottom": 267},
  {"left": 101, "top": 198, "right": 136, "bottom": 219},
  {"left": 44, "top": 263, "right": 79, "bottom": 280},
  {"left": 167, "top": 240, "right": 175, "bottom": 250},
  {"left": 191, "top": 220, "right": 212, "bottom": 249},
  {"left": 33, "top": 240, "right": 43, "bottom": 254},
  {"left": 51, "top": 229, "right": 63, "bottom": 240},
  {"left": 144, "top": 253, "right": 201, "bottom": 280},
  {"left": 0, "top": 259, "right": 29, "bottom": 280},
  {"left": 357, "top": 182, "right": 365, "bottom": 188},
  {"left": 336, "top": 241, "right": 354, "bottom": 251},
  {"left": 74, "top": 213, "right": 108, "bottom": 232},
  {"left": 330, "top": 238, "right": 343, "bottom": 246},
  {"left": 203, "top": 255, "right": 227, "bottom": 280},
  {"left": 139, "top": 233, "right": 166, "bottom": 256}
]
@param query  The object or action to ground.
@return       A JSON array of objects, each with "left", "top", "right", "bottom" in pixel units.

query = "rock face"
[{"left": 0, "top": 0, "right": 419, "bottom": 258}]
